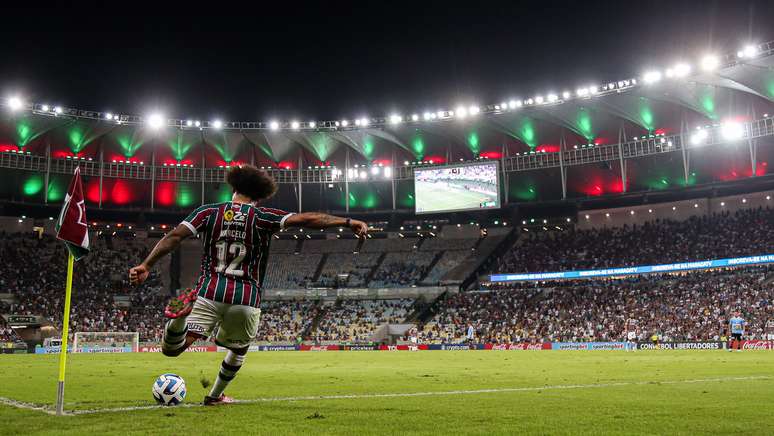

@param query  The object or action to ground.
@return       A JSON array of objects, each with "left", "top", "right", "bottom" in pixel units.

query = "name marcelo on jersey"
[{"left": 220, "top": 210, "right": 247, "bottom": 239}]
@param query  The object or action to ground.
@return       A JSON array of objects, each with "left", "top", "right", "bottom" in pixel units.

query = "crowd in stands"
[
  {"left": 311, "top": 299, "right": 413, "bottom": 342},
  {"left": 420, "top": 267, "right": 774, "bottom": 343},
  {"left": 494, "top": 208, "right": 774, "bottom": 274},
  {"left": 0, "top": 325, "right": 20, "bottom": 343},
  {"left": 369, "top": 252, "right": 436, "bottom": 288},
  {"left": 0, "top": 231, "right": 167, "bottom": 342},
  {"left": 255, "top": 300, "right": 317, "bottom": 343}
]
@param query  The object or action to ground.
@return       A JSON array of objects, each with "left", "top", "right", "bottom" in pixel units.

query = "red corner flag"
[{"left": 55, "top": 166, "right": 90, "bottom": 260}]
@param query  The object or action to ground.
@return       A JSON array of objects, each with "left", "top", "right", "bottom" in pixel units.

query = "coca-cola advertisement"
[{"left": 741, "top": 340, "right": 774, "bottom": 350}]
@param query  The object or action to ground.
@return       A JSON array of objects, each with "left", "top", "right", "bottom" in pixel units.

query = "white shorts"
[{"left": 186, "top": 297, "right": 261, "bottom": 349}]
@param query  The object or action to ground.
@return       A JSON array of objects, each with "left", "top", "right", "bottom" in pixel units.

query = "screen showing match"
[{"left": 414, "top": 162, "right": 500, "bottom": 214}]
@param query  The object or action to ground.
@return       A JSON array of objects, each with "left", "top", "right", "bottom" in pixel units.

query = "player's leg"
[
  {"left": 163, "top": 291, "right": 215, "bottom": 357},
  {"left": 204, "top": 303, "right": 261, "bottom": 404}
]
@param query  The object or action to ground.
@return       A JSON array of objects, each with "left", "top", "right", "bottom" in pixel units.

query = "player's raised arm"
[
  {"left": 129, "top": 224, "right": 194, "bottom": 285},
  {"left": 284, "top": 212, "right": 368, "bottom": 238}
]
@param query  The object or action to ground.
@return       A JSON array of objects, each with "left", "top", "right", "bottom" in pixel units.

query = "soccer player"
[
  {"left": 728, "top": 311, "right": 746, "bottom": 352},
  {"left": 129, "top": 165, "right": 368, "bottom": 405},
  {"left": 766, "top": 318, "right": 774, "bottom": 341},
  {"left": 625, "top": 319, "right": 638, "bottom": 352}
]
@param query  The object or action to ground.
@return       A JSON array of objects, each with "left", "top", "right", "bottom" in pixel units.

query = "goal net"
[{"left": 73, "top": 331, "right": 139, "bottom": 353}]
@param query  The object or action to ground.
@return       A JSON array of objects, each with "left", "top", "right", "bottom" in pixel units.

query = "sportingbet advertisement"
[{"left": 414, "top": 162, "right": 500, "bottom": 214}]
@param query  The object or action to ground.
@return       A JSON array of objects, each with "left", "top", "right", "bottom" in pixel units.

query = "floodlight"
[
  {"left": 643, "top": 71, "right": 662, "bottom": 84},
  {"left": 269, "top": 121, "right": 279, "bottom": 131},
  {"left": 212, "top": 119, "right": 223, "bottom": 130},
  {"left": 720, "top": 122, "right": 744, "bottom": 140},
  {"left": 389, "top": 114, "right": 402, "bottom": 124},
  {"left": 291, "top": 121, "right": 300, "bottom": 130},
  {"left": 700, "top": 55, "right": 719, "bottom": 71},
  {"left": 7, "top": 96, "right": 22, "bottom": 111},
  {"left": 411, "top": 114, "right": 419, "bottom": 121},
  {"left": 147, "top": 113, "right": 164, "bottom": 129}
]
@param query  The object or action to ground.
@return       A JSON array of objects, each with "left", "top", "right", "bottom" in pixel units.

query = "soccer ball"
[{"left": 152, "top": 373, "right": 187, "bottom": 406}]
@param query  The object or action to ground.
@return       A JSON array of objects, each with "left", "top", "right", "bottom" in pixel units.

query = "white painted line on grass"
[{"left": 1, "top": 375, "right": 769, "bottom": 416}]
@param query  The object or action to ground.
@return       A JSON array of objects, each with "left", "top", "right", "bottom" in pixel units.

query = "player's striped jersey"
[{"left": 181, "top": 202, "right": 293, "bottom": 308}]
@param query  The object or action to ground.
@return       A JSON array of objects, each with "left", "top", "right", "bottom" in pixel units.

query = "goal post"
[{"left": 72, "top": 331, "right": 139, "bottom": 353}]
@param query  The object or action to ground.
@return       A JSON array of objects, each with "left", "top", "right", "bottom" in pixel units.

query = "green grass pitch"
[
  {"left": 1, "top": 351, "right": 773, "bottom": 435},
  {"left": 416, "top": 183, "right": 497, "bottom": 212}
]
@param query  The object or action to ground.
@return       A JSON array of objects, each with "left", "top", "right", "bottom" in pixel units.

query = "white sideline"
[{"left": 1, "top": 375, "right": 769, "bottom": 416}]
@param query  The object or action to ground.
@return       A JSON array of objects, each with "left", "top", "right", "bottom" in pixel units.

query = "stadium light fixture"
[
  {"left": 720, "top": 121, "right": 744, "bottom": 140},
  {"left": 269, "top": 120, "right": 280, "bottom": 131},
  {"left": 359, "top": 170, "right": 367, "bottom": 179},
  {"left": 690, "top": 129, "right": 709, "bottom": 145},
  {"left": 642, "top": 70, "right": 662, "bottom": 84},
  {"left": 309, "top": 121, "right": 316, "bottom": 128},
  {"left": 341, "top": 119, "right": 349, "bottom": 127},
  {"left": 738, "top": 45, "right": 757, "bottom": 58},
  {"left": 7, "top": 96, "right": 23, "bottom": 111},
  {"left": 469, "top": 105, "right": 480, "bottom": 115},
  {"left": 186, "top": 120, "right": 193, "bottom": 127},
  {"left": 384, "top": 167, "right": 392, "bottom": 178},
  {"left": 547, "top": 94, "right": 558, "bottom": 103},
  {"left": 389, "top": 114, "right": 402, "bottom": 125},
  {"left": 147, "top": 113, "right": 164, "bottom": 129},
  {"left": 409, "top": 114, "right": 418, "bottom": 122},
  {"left": 534, "top": 95, "right": 544, "bottom": 104},
  {"left": 290, "top": 120, "right": 300, "bottom": 130},
  {"left": 41, "top": 104, "right": 50, "bottom": 112},
  {"left": 576, "top": 88, "right": 589, "bottom": 97},
  {"left": 105, "top": 112, "right": 113, "bottom": 120},
  {"left": 508, "top": 100, "right": 519, "bottom": 109},
  {"left": 455, "top": 106, "right": 468, "bottom": 119},
  {"left": 212, "top": 119, "right": 223, "bottom": 130},
  {"left": 370, "top": 166, "right": 379, "bottom": 175},
  {"left": 588, "top": 85, "right": 599, "bottom": 95},
  {"left": 423, "top": 112, "right": 432, "bottom": 121},
  {"left": 562, "top": 91, "right": 571, "bottom": 99},
  {"left": 666, "top": 63, "right": 691, "bottom": 78},
  {"left": 700, "top": 55, "right": 720, "bottom": 71},
  {"left": 360, "top": 117, "right": 370, "bottom": 126}
]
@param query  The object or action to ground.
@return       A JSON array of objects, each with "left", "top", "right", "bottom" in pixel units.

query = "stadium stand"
[
  {"left": 311, "top": 299, "right": 413, "bottom": 343},
  {"left": 421, "top": 267, "right": 774, "bottom": 343},
  {"left": 493, "top": 207, "right": 774, "bottom": 274}
]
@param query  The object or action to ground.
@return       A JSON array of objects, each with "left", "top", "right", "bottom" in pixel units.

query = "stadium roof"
[{"left": 2, "top": 41, "right": 774, "bottom": 165}]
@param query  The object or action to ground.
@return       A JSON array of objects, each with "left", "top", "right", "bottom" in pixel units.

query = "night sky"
[{"left": 2, "top": 1, "right": 773, "bottom": 121}]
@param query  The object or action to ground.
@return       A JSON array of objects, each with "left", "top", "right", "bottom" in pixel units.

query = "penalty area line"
[{"left": 2, "top": 375, "right": 769, "bottom": 416}]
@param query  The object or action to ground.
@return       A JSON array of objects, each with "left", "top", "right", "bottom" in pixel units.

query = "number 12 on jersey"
[{"left": 214, "top": 241, "right": 247, "bottom": 277}]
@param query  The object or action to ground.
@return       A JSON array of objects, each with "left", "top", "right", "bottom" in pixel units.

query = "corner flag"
[
  {"left": 55, "top": 166, "right": 90, "bottom": 260},
  {"left": 54, "top": 166, "right": 90, "bottom": 415}
]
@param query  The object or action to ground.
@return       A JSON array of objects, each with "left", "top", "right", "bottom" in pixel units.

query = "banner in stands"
[
  {"left": 552, "top": 342, "right": 626, "bottom": 350},
  {"left": 377, "top": 344, "right": 429, "bottom": 351},
  {"left": 138, "top": 345, "right": 217, "bottom": 352},
  {"left": 486, "top": 343, "right": 551, "bottom": 350},
  {"left": 635, "top": 341, "right": 723, "bottom": 350},
  {"left": 247, "top": 345, "right": 299, "bottom": 352},
  {"left": 490, "top": 254, "right": 774, "bottom": 282}
]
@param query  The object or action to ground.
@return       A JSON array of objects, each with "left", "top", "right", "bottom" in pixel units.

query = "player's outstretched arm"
[
  {"left": 284, "top": 212, "right": 368, "bottom": 238},
  {"left": 129, "top": 224, "right": 193, "bottom": 285}
]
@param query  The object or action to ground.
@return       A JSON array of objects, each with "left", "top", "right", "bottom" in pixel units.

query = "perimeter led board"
[{"left": 414, "top": 162, "right": 500, "bottom": 214}]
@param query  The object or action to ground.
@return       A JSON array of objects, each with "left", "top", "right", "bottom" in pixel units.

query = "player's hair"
[{"left": 226, "top": 165, "right": 278, "bottom": 201}]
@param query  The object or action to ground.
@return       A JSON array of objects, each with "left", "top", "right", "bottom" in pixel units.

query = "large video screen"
[{"left": 414, "top": 162, "right": 500, "bottom": 214}]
